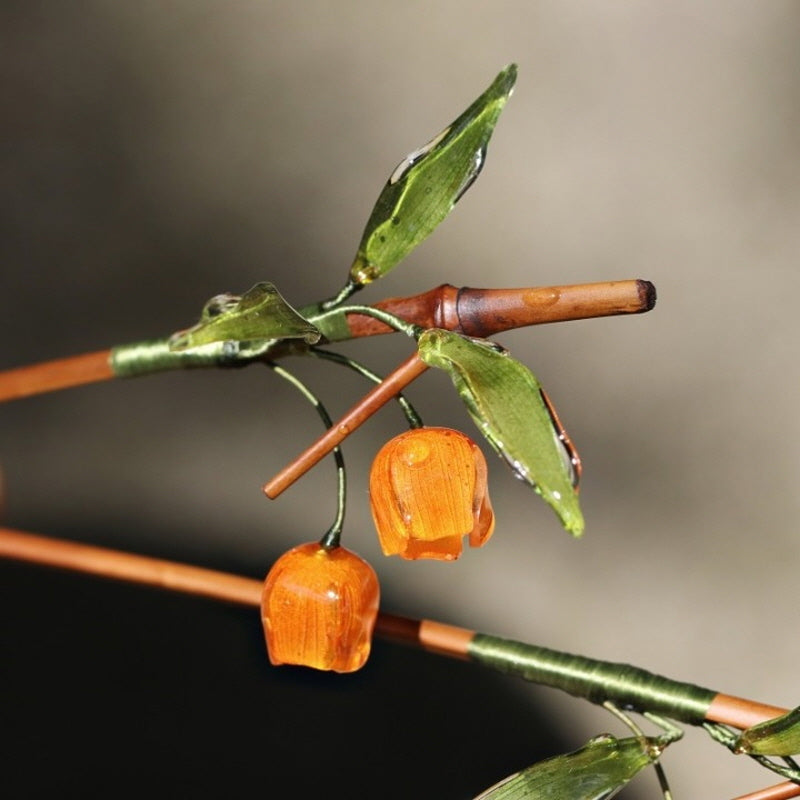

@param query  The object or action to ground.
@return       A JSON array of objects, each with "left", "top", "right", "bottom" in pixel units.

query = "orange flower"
[
  {"left": 369, "top": 427, "right": 495, "bottom": 560},
  {"left": 261, "top": 543, "right": 380, "bottom": 673}
]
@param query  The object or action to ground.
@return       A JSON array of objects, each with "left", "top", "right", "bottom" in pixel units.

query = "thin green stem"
[
  {"left": 319, "top": 278, "right": 362, "bottom": 311},
  {"left": 704, "top": 723, "right": 800, "bottom": 784},
  {"left": 308, "top": 347, "right": 424, "bottom": 429},
  {"left": 313, "top": 304, "right": 424, "bottom": 340},
  {"left": 602, "top": 703, "right": 678, "bottom": 800},
  {"left": 265, "top": 362, "right": 345, "bottom": 549}
]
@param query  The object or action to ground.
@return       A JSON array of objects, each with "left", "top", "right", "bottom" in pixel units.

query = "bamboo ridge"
[
  {"left": 339, "top": 279, "right": 656, "bottom": 340},
  {"left": 0, "top": 280, "right": 654, "bottom": 403}
]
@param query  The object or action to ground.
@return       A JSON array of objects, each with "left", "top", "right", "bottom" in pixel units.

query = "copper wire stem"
[{"left": 262, "top": 352, "right": 428, "bottom": 499}]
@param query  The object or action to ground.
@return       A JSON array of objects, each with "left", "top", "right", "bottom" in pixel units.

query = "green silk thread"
[{"left": 469, "top": 633, "right": 716, "bottom": 724}]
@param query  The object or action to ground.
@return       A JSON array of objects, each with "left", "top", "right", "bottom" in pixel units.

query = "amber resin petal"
[
  {"left": 261, "top": 543, "right": 380, "bottom": 673},
  {"left": 369, "top": 427, "right": 494, "bottom": 561}
]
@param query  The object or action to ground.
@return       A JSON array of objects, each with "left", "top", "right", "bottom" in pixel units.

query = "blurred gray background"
[{"left": 1, "top": 2, "right": 798, "bottom": 797}]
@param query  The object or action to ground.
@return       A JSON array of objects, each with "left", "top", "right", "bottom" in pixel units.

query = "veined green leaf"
[
  {"left": 418, "top": 328, "right": 584, "bottom": 536},
  {"left": 474, "top": 734, "right": 665, "bottom": 800},
  {"left": 168, "top": 282, "right": 320, "bottom": 351},
  {"left": 350, "top": 64, "right": 517, "bottom": 286},
  {"left": 735, "top": 705, "right": 800, "bottom": 756}
]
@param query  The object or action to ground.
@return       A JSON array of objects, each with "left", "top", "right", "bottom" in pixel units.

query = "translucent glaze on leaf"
[
  {"left": 169, "top": 282, "right": 320, "bottom": 350},
  {"left": 736, "top": 705, "right": 800, "bottom": 756},
  {"left": 473, "top": 734, "right": 664, "bottom": 800},
  {"left": 350, "top": 64, "right": 517, "bottom": 286},
  {"left": 418, "top": 328, "right": 584, "bottom": 536}
]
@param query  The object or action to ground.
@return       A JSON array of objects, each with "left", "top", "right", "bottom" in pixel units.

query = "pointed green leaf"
[
  {"left": 168, "top": 282, "right": 320, "bottom": 351},
  {"left": 735, "top": 705, "right": 800, "bottom": 756},
  {"left": 474, "top": 734, "right": 665, "bottom": 800},
  {"left": 350, "top": 64, "right": 517, "bottom": 286},
  {"left": 418, "top": 328, "right": 584, "bottom": 536}
]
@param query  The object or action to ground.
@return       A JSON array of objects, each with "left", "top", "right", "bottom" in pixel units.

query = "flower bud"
[
  {"left": 369, "top": 427, "right": 494, "bottom": 560},
  {"left": 261, "top": 543, "right": 380, "bottom": 672}
]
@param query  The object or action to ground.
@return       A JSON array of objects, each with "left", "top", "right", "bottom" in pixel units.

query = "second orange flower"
[{"left": 369, "top": 427, "right": 495, "bottom": 560}]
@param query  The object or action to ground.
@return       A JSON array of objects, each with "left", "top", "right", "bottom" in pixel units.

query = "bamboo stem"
[
  {"left": 0, "top": 280, "right": 655, "bottom": 403},
  {"left": 345, "top": 279, "right": 656, "bottom": 339},
  {"left": 262, "top": 352, "right": 428, "bottom": 499}
]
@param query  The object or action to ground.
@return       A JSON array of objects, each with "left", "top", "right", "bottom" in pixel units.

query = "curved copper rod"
[
  {"left": 0, "top": 524, "right": 788, "bottom": 738},
  {"left": 0, "top": 280, "right": 655, "bottom": 403},
  {"left": 1, "top": 525, "right": 796, "bottom": 800}
]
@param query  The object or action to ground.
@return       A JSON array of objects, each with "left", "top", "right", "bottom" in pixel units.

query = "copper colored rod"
[
  {"left": 0, "top": 526, "right": 474, "bottom": 662},
  {"left": 0, "top": 526, "right": 263, "bottom": 606},
  {"left": 2, "top": 527, "right": 796, "bottom": 799},
  {"left": 0, "top": 349, "right": 114, "bottom": 403},
  {"left": 347, "top": 279, "right": 656, "bottom": 339},
  {"left": 708, "top": 694, "right": 790, "bottom": 731},
  {"left": 0, "top": 525, "right": 791, "bottom": 741},
  {"left": 262, "top": 352, "right": 428, "bottom": 499},
  {"left": 375, "top": 612, "right": 474, "bottom": 660},
  {"left": 2, "top": 523, "right": 797, "bottom": 799},
  {"left": 732, "top": 784, "right": 800, "bottom": 800}
]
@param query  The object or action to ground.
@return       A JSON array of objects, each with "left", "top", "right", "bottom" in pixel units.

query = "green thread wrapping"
[
  {"left": 110, "top": 339, "right": 224, "bottom": 377},
  {"left": 111, "top": 303, "right": 417, "bottom": 379},
  {"left": 300, "top": 303, "right": 354, "bottom": 343},
  {"left": 110, "top": 338, "right": 280, "bottom": 378},
  {"left": 469, "top": 634, "right": 716, "bottom": 724}
]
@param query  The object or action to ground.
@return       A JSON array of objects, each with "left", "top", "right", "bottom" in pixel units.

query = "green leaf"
[
  {"left": 168, "top": 282, "right": 320, "bottom": 351},
  {"left": 474, "top": 734, "right": 665, "bottom": 800},
  {"left": 418, "top": 328, "right": 584, "bottom": 536},
  {"left": 735, "top": 705, "right": 800, "bottom": 756},
  {"left": 350, "top": 64, "right": 517, "bottom": 286}
]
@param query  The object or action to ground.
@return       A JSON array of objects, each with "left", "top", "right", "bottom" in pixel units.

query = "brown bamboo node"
[
  {"left": 347, "top": 279, "right": 655, "bottom": 339},
  {"left": 0, "top": 280, "right": 655, "bottom": 403}
]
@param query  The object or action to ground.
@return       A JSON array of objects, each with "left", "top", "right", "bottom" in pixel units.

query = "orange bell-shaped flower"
[
  {"left": 369, "top": 426, "right": 495, "bottom": 560},
  {"left": 261, "top": 542, "right": 380, "bottom": 673}
]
